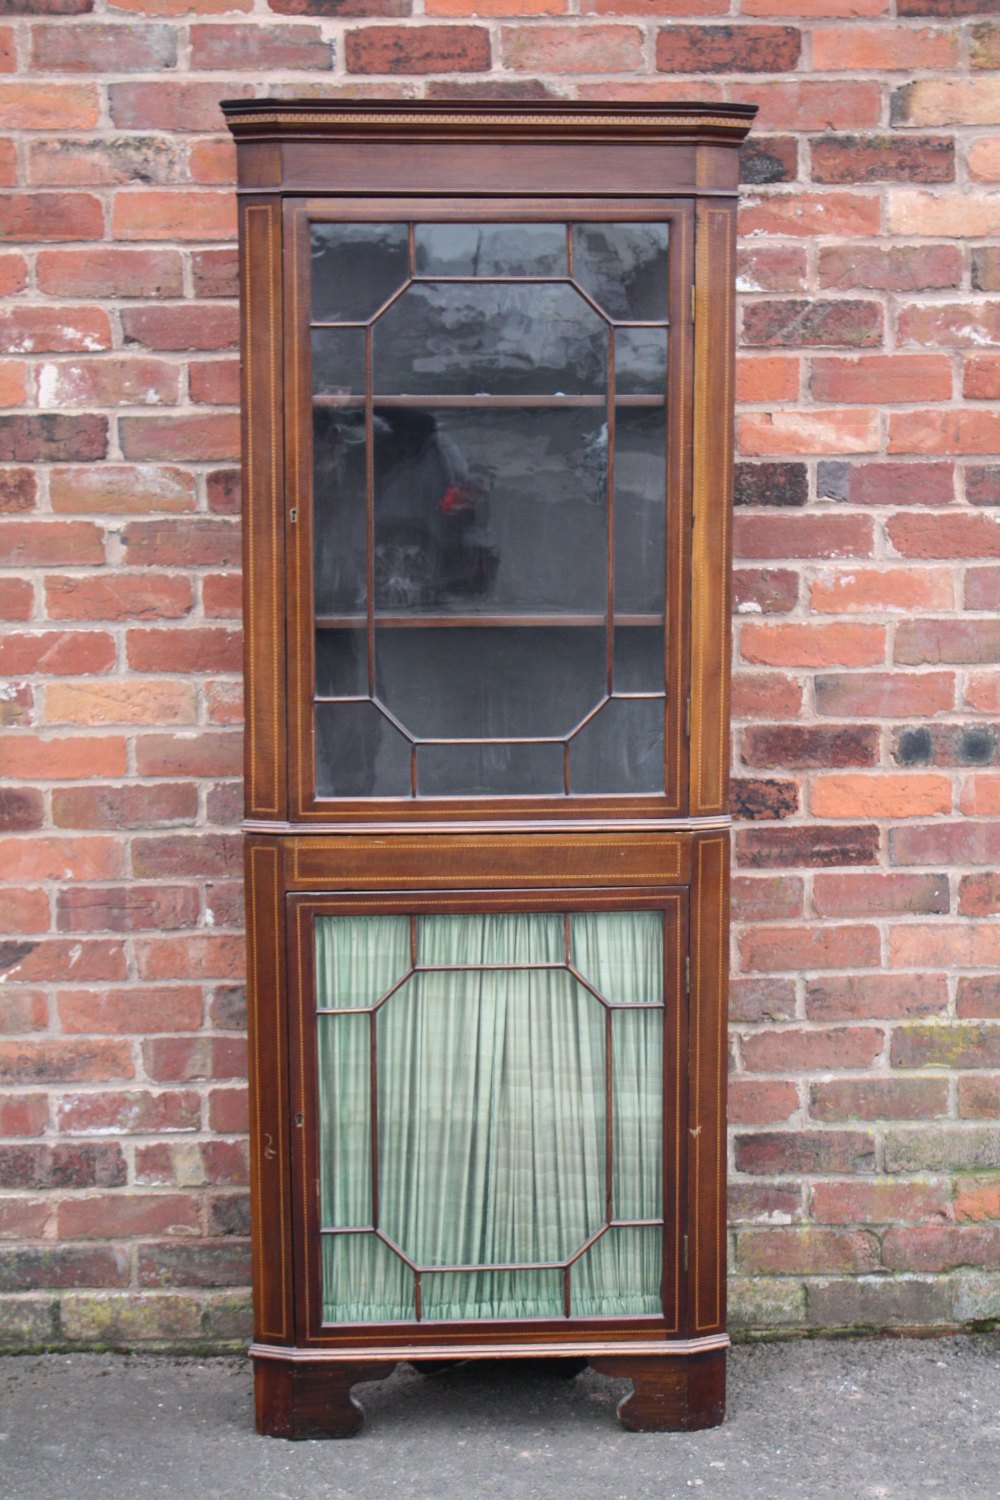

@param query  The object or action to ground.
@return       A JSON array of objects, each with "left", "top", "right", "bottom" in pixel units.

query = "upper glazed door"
[{"left": 285, "top": 199, "right": 694, "bottom": 822}]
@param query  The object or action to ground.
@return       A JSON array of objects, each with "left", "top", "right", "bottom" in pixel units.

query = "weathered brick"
[
  {"left": 811, "top": 134, "right": 954, "bottom": 184},
  {"left": 736, "top": 824, "right": 880, "bottom": 870},
  {"left": 959, "top": 874, "right": 1000, "bottom": 918},
  {"left": 657, "top": 24, "right": 800, "bottom": 71},
  {"left": 735, "top": 1130, "right": 876, "bottom": 1175},
  {"left": 348, "top": 23, "right": 491, "bottom": 71},
  {"left": 807, "top": 1276, "right": 955, "bottom": 1331},
  {"left": 740, "top": 136, "right": 798, "bottom": 186},
  {"left": 57, "top": 884, "right": 200, "bottom": 933},
  {"left": 811, "top": 356, "right": 951, "bottom": 405},
  {"left": 733, "top": 567, "right": 799, "bottom": 616},
  {"left": 735, "top": 513, "right": 875, "bottom": 558},
  {"left": 742, "top": 1026, "right": 884, "bottom": 1073},
  {"left": 806, "top": 974, "right": 948, "bottom": 1022},
  {"left": 813, "top": 872, "right": 948, "bottom": 918},
  {"left": 743, "top": 300, "right": 882, "bottom": 348},
  {"left": 28, "top": 138, "right": 186, "bottom": 188},
  {"left": 736, "top": 1227, "right": 880, "bottom": 1275},
  {"left": 52, "top": 783, "right": 198, "bottom": 830},
  {"left": 810, "top": 1078, "right": 948, "bottom": 1122},
  {"left": 819, "top": 244, "right": 962, "bottom": 292},
  {"left": 896, "top": 620, "right": 1000, "bottom": 666},
  {"left": 734, "top": 462, "right": 807, "bottom": 508},
  {"left": 740, "top": 924, "right": 880, "bottom": 973},
  {"left": 811, "top": 1180, "right": 952, "bottom": 1225},
  {"left": 0, "top": 418, "right": 107, "bottom": 466},
  {"left": 730, "top": 976, "right": 797, "bottom": 1025},
  {"left": 815, "top": 672, "right": 955, "bottom": 718},
  {"left": 32, "top": 22, "right": 177, "bottom": 71}
]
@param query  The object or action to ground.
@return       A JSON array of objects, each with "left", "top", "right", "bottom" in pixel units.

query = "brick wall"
[{"left": 1, "top": 0, "right": 998, "bottom": 1351}]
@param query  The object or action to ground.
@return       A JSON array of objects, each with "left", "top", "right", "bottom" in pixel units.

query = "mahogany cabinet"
[{"left": 223, "top": 99, "right": 754, "bottom": 1438}]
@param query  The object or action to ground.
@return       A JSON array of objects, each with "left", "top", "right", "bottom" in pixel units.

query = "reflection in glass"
[
  {"left": 372, "top": 407, "right": 606, "bottom": 615},
  {"left": 418, "top": 741, "right": 564, "bottom": 797},
  {"left": 374, "top": 283, "right": 607, "bottom": 397},
  {"left": 311, "top": 223, "right": 408, "bottom": 323},
  {"left": 613, "top": 628, "right": 663, "bottom": 695},
  {"left": 374, "top": 627, "right": 605, "bottom": 742},
  {"left": 312, "top": 407, "right": 367, "bottom": 617},
  {"left": 315, "top": 700, "right": 410, "bottom": 798},
  {"left": 415, "top": 223, "right": 567, "bottom": 278},
  {"left": 572, "top": 223, "right": 670, "bottom": 322},
  {"left": 311, "top": 327, "right": 365, "bottom": 397},
  {"left": 315, "top": 628, "right": 367, "bottom": 699},
  {"left": 571, "top": 698, "right": 664, "bottom": 794},
  {"left": 615, "top": 327, "right": 668, "bottom": 394},
  {"left": 614, "top": 406, "right": 666, "bottom": 616}
]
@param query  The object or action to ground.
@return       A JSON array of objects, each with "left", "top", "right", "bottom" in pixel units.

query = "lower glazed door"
[{"left": 287, "top": 888, "right": 688, "bottom": 1347}]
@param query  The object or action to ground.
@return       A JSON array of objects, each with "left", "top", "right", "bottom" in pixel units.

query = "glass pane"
[
  {"left": 570, "top": 698, "right": 664, "bottom": 794},
  {"left": 373, "top": 283, "right": 607, "bottom": 397},
  {"left": 415, "top": 223, "right": 567, "bottom": 278},
  {"left": 311, "top": 223, "right": 408, "bottom": 324},
  {"left": 571, "top": 1226, "right": 662, "bottom": 1317},
  {"left": 322, "top": 1233, "right": 415, "bottom": 1324},
  {"left": 377, "top": 964, "right": 606, "bottom": 1267},
  {"left": 311, "top": 327, "right": 365, "bottom": 398},
  {"left": 318, "top": 1014, "right": 371, "bottom": 1227},
  {"left": 569, "top": 911, "right": 664, "bottom": 1004},
  {"left": 615, "top": 327, "right": 667, "bottom": 395},
  {"left": 418, "top": 912, "right": 564, "bottom": 965},
  {"left": 315, "top": 628, "right": 366, "bottom": 698},
  {"left": 373, "top": 627, "right": 605, "bottom": 741},
  {"left": 315, "top": 700, "right": 411, "bottom": 798},
  {"left": 313, "top": 406, "right": 367, "bottom": 617},
  {"left": 615, "top": 406, "right": 666, "bottom": 616},
  {"left": 613, "top": 1009, "right": 663, "bottom": 1220},
  {"left": 418, "top": 741, "right": 564, "bottom": 797},
  {"left": 422, "top": 1268, "right": 564, "bottom": 1322},
  {"left": 572, "top": 223, "right": 670, "bottom": 322},
  {"left": 316, "top": 914, "right": 411, "bottom": 1008},
  {"left": 613, "top": 629, "right": 663, "bottom": 695},
  {"left": 373, "top": 407, "right": 607, "bottom": 616}
]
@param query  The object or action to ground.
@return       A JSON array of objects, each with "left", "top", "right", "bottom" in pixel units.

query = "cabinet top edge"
[{"left": 222, "top": 98, "right": 757, "bottom": 145}]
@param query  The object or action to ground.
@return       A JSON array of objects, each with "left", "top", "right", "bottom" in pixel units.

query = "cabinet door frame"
[
  {"left": 285, "top": 884, "right": 689, "bottom": 1354},
  {"left": 282, "top": 196, "right": 695, "bottom": 825}
]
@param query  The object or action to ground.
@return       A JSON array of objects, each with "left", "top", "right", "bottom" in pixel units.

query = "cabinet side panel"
[
  {"left": 240, "top": 199, "right": 286, "bottom": 821},
  {"left": 688, "top": 832, "right": 729, "bottom": 1336},
  {"left": 246, "top": 840, "right": 293, "bottom": 1344},
  {"left": 689, "top": 203, "right": 736, "bottom": 818}
]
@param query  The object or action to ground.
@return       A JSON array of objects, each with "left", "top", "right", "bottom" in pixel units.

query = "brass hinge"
[
  {"left": 682, "top": 1234, "right": 689, "bottom": 1273},
  {"left": 684, "top": 954, "right": 691, "bottom": 997},
  {"left": 684, "top": 694, "right": 692, "bottom": 740},
  {"left": 690, "top": 284, "right": 696, "bottom": 323}
]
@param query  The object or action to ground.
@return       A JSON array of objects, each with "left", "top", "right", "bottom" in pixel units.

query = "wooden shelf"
[{"left": 315, "top": 613, "right": 663, "bottom": 630}]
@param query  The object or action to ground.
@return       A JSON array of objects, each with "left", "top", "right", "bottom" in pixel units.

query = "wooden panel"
[
  {"left": 689, "top": 203, "right": 736, "bottom": 818},
  {"left": 240, "top": 199, "right": 286, "bottom": 821},
  {"left": 287, "top": 832, "right": 690, "bottom": 891},
  {"left": 687, "top": 832, "right": 729, "bottom": 1336},
  {"left": 245, "top": 839, "right": 293, "bottom": 1343}
]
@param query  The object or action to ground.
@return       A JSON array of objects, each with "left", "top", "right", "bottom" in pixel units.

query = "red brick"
[
  {"left": 806, "top": 974, "right": 948, "bottom": 1022},
  {"left": 0, "top": 736, "right": 126, "bottom": 781},
  {"left": 190, "top": 22, "right": 331, "bottom": 67},
  {"left": 811, "top": 1078, "right": 948, "bottom": 1122},
  {"left": 969, "top": 138, "right": 1000, "bottom": 184},
  {"left": 142, "top": 1035, "right": 247, "bottom": 1083},
  {"left": 0, "top": 1095, "right": 49, "bottom": 1136},
  {"left": 741, "top": 622, "right": 884, "bottom": 669},
  {"left": 136, "top": 1239, "right": 251, "bottom": 1289},
  {"left": 736, "top": 355, "right": 799, "bottom": 404},
  {"left": 0, "top": 418, "right": 107, "bottom": 465},
  {"left": 732, "top": 672, "right": 803, "bottom": 720},
  {"left": 0, "top": 1038, "right": 133, "bottom": 1086},
  {"left": 734, "top": 513, "right": 874, "bottom": 559},
  {"left": 0, "top": 987, "right": 48, "bottom": 1031},
  {"left": 191, "top": 249, "right": 238, "bottom": 299},
  {"left": 810, "top": 1181, "right": 952, "bottom": 1225},
  {"left": 954, "top": 1179, "right": 1000, "bottom": 1222},
  {"left": 27, "top": 137, "right": 186, "bottom": 188},
  {"left": 0, "top": 1144, "right": 126, "bottom": 1191},
  {"left": 967, "top": 467, "right": 1000, "bottom": 508},
  {"left": 112, "top": 191, "right": 237, "bottom": 243},
  {"left": 45, "top": 574, "right": 193, "bottom": 622},
  {"left": 205, "top": 781, "right": 242, "bottom": 825},
  {"left": 813, "top": 873, "right": 948, "bottom": 918},
  {"left": 56, "top": 885, "right": 200, "bottom": 934},
  {"left": 31, "top": 21, "right": 177, "bottom": 70},
  {"left": 890, "top": 821, "right": 1000, "bottom": 867},
  {"left": 134, "top": 732, "right": 242, "bottom": 778},
  {"left": 741, "top": 409, "right": 879, "bottom": 456},
  {"left": 656, "top": 24, "right": 800, "bottom": 71},
  {"left": 811, "top": 134, "right": 954, "bottom": 184},
  {"left": 740, "top": 197, "right": 880, "bottom": 240},
  {"left": 0, "top": 1200, "right": 49, "bottom": 1241},
  {"left": 121, "top": 306, "right": 240, "bottom": 354},
  {"left": 882, "top": 1226, "right": 1000, "bottom": 1273},
  {"left": 50, "top": 466, "right": 195, "bottom": 516},
  {"left": 209, "top": 1087, "right": 249, "bottom": 1134},
  {"left": 898, "top": 302, "right": 1000, "bottom": 349},
  {"left": 131, "top": 834, "right": 242, "bottom": 879},
  {"left": 736, "top": 824, "right": 879, "bottom": 870},
  {"left": 121, "top": 516, "right": 236, "bottom": 564},
  {"left": 51, "top": 783, "right": 198, "bottom": 830},
  {"left": 743, "top": 299, "right": 882, "bottom": 347},
  {"left": 966, "top": 673, "right": 1000, "bottom": 712},
  {"left": 189, "top": 360, "right": 240, "bottom": 406},
  {"left": 57, "top": 986, "right": 203, "bottom": 1036},
  {"left": 734, "top": 462, "right": 808, "bottom": 508},
  {"left": 0, "top": 938, "right": 126, "bottom": 985},
  {"left": 3, "top": 308, "right": 111, "bottom": 361},
  {"left": 0, "top": 84, "right": 99, "bottom": 131},
  {"left": 811, "top": 356, "right": 951, "bottom": 405},
  {"left": 729, "top": 1181, "right": 802, "bottom": 1224},
  {"left": 735, "top": 1130, "right": 876, "bottom": 1175},
  {"left": 811, "top": 567, "right": 953, "bottom": 614},
  {"left": 742, "top": 1026, "right": 884, "bottom": 1074},
  {"left": 818, "top": 243, "right": 962, "bottom": 292},
  {"left": 812, "top": 773, "right": 951, "bottom": 820},
  {"left": 0, "top": 578, "right": 34, "bottom": 621},
  {"left": 964, "top": 355, "right": 1000, "bottom": 400},
  {"left": 738, "top": 246, "right": 807, "bottom": 293},
  {"left": 889, "top": 189, "right": 1000, "bottom": 237},
  {"left": 0, "top": 691, "right": 35, "bottom": 736},
  {"left": 730, "top": 977, "right": 797, "bottom": 1026},
  {"left": 37, "top": 249, "right": 183, "bottom": 299},
  {"left": 0, "top": 192, "right": 102, "bottom": 242},
  {"left": 0, "top": 253, "right": 27, "bottom": 298},
  {"left": 347, "top": 23, "right": 491, "bottom": 71},
  {"left": 897, "top": 619, "right": 1000, "bottom": 666},
  {"left": 732, "top": 875, "right": 803, "bottom": 922},
  {"left": 125, "top": 627, "right": 241, "bottom": 675},
  {"left": 736, "top": 1227, "right": 880, "bottom": 1274},
  {"left": 889, "top": 926, "right": 1000, "bottom": 970},
  {"left": 135, "top": 933, "right": 245, "bottom": 982},
  {"left": 0, "top": 630, "right": 116, "bottom": 677},
  {"left": 109, "top": 81, "right": 253, "bottom": 132},
  {"left": 740, "top": 924, "right": 880, "bottom": 973},
  {"left": 119, "top": 414, "right": 240, "bottom": 462},
  {"left": 813, "top": 27, "right": 957, "bottom": 70},
  {"left": 45, "top": 680, "right": 196, "bottom": 727},
  {"left": 743, "top": 724, "right": 878, "bottom": 770},
  {"left": 740, "top": 137, "right": 798, "bottom": 186},
  {"left": 890, "top": 410, "right": 1000, "bottom": 456},
  {"left": 959, "top": 874, "right": 1000, "bottom": 918},
  {"left": 188, "top": 139, "right": 236, "bottom": 187},
  {"left": 733, "top": 567, "right": 799, "bottom": 616},
  {"left": 971, "top": 247, "right": 1000, "bottom": 292},
  {"left": 729, "top": 1079, "right": 798, "bottom": 1127},
  {"left": 57, "top": 1194, "right": 200, "bottom": 1240},
  {"left": 57, "top": 1090, "right": 201, "bottom": 1136},
  {"left": 37, "top": 358, "right": 179, "bottom": 410},
  {"left": 206, "top": 468, "right": 240, "bottom": 514},
  {"left": 744, "top": 0, "right": 887, "bottom": 14},
  {"left": 815, "top": 671, "right": 955, "bottom": 718},
  {"left": 958, "top": 1077, "right": 1000, "bottom": 1119},
  {"left": 202, "top": 573, "right": 242, "bottom": 618},
  {"left": 0, "top": 1246, "right": 130, "bottom": 1291},
  {"left": 731, "top": 777, "right": 799, "bottom": 821}
]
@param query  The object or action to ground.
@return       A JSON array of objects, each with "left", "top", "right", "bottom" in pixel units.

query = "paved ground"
[{"left": 1, "top": 1337, "right": 998, "bottom": 1499}]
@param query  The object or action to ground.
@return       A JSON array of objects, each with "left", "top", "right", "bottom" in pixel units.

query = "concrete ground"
[{"left": 1, "top": 1337, "right": 998, "bottom": 1500}]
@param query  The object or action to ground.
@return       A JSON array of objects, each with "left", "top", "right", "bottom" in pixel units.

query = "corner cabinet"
[{"left": 224, "top": 99, "right": 754, "bottom": 1438}]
